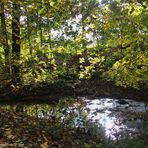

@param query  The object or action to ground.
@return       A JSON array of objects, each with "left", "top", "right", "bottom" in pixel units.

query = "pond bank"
[
  {"left": 75, "top": 80, "right": 148, "bottom": 102},
  {"left": 0, "top": 79, "right": 147, "bottom": 103}
]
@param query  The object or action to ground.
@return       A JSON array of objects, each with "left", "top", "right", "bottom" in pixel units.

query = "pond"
[{"left": 0, "top": 97, "right": 148, "bottom": 141}]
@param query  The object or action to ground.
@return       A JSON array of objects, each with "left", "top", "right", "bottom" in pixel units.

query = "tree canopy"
[{"left": 0, "top": 0, "right": 148, "bottom": 89}]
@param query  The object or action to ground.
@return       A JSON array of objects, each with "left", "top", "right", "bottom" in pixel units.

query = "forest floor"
[
  {"left": 0, "top": 108, "right": 148, "bottom": 148},
  {"left": 0, "top": 108, "right": 103, "bottom": 148}
]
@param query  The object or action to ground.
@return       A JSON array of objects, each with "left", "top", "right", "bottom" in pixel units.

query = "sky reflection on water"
[{"left": 1, "top": 97, "right": 148, "bottom": 140}]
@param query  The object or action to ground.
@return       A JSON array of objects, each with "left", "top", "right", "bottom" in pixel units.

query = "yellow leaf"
[
  {"left": 84, "top": 143, "right": 91, "bottom": 148},
  {"left": 40, "top": 142, "right": 48, "bottom": 148},
  {"left": 50, "top": 1, "right": 55, "bottom": 7},
  {"left": 43, "top": 136, "right": 48, "bottom": 142}
]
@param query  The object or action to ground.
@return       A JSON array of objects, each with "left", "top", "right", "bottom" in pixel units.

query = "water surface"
[{"left": 1, "top": 97, "right": 148, "bottom": 140}]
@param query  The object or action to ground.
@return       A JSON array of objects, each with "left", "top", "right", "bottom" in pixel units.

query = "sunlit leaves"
[
  {"left": 105, "top": 51, "right": 148, "bottom": 88},
  {"left": 40, "top": 142, "right": 48, "bottom": 148},
  {"left": 0, "top": 0, "right": 147, "bottom": 89}
]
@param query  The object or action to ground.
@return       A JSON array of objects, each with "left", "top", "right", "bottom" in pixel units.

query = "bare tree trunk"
[
  {"left": 12, "top": 2, "right": 21, "bottom": 84},
  {"left": 26, "top": 13, "right": 32, "bottom": 55},
  {"left": 38, "top": 13, "right": 43, "bottom": 48},
  {"left": 0, "top": 2, "right": 11, "bottom": 78}
]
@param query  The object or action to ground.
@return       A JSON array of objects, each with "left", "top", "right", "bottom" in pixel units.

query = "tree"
[
  {"left": 0, "top": 0, "right": 147, "bottom": 89},
  {"left": 11, "top": 1, "right": 21, "bottom": 83},
  {"left": 0, "top": 1, "right": 11, "bottom": 78}
]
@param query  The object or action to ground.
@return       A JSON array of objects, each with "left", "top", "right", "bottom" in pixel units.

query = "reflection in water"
[{"left": 1, "top": 97, "right": 148, "bottom": 140}]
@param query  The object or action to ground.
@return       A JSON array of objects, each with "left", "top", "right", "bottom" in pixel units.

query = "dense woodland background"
[
  {"left": 0, "top": 1, "right": 148, "bottom": 147},
  {"left": 0, "top": 0, "right": 148, "bottom": 90}
]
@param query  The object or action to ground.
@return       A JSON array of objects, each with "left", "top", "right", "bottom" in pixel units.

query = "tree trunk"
[
  {"left": 26, "top": 13, "right": 32, "bottom": 55},
  {"left": 12, "top": 2, "right": 21, "bottom": 84},
  {"left": 38, "top": 13, "right": 43, "bottom": 48},
  {"left": 0, "top": 2, "right": 11, "bottom": 78}
]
